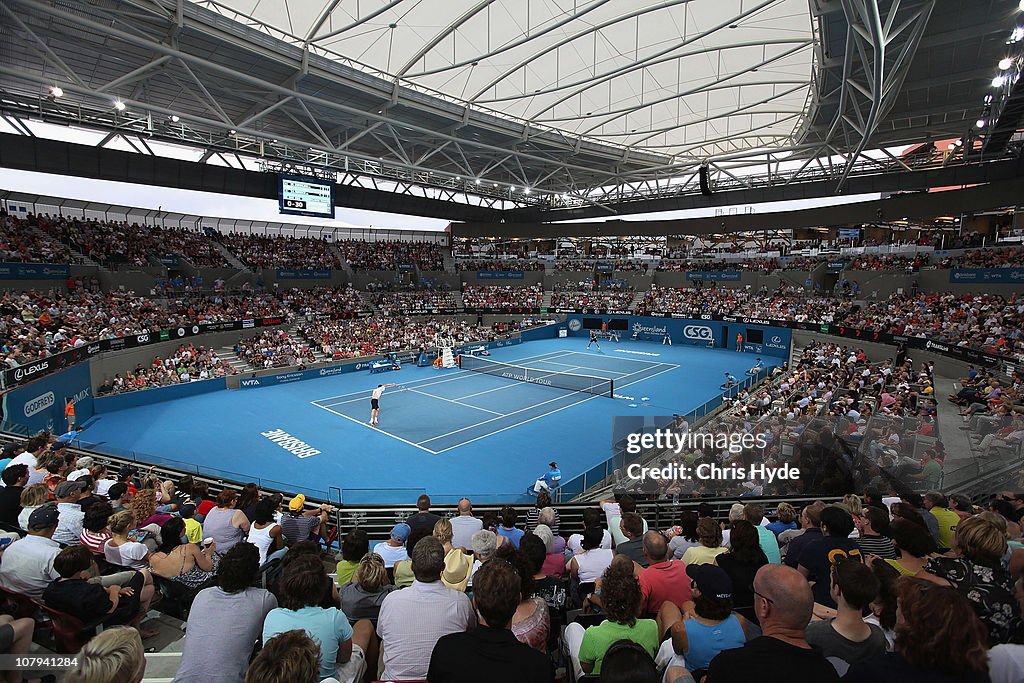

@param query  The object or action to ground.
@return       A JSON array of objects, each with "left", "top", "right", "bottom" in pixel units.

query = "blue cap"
[{"left": 391, "top": 522, "right": 411, "bottom": 542}]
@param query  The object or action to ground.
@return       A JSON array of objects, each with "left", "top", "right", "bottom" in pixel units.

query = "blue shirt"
[
  {"left": 496, "top": 526, "right": 525, "bottom": 549},
  {"left": 542, "top": 469, "right": 561, "bottom": 487},
  {"left": 263, "top": 606, "right": 354, "bottom": 680},
  {"left": 766, "top": 520, "right": 797, "bottom": 537},
  {"left": 755, "top": 524, "right": 782, "bottom": 564}
]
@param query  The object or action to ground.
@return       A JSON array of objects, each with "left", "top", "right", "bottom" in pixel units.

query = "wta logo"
[{"left": 683, "top": 325, "right": 713, "bottom": 340}]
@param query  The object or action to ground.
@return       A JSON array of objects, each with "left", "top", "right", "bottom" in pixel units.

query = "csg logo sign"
[
  {"left": 24, "top": 391, "right": 55, "bottom": 418},
  {"left": 682, "top": 325, "right": 713, "bottom": 340},
  {"left": 137, "top": 334, "right": 150, "bottom": 344},
  {"left": 568, "top": 319, "right": 582, "bottom": 332}
]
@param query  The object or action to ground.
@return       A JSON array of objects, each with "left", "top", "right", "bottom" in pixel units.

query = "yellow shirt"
[
  {"left": 681, "top": 545, "right": 727, "bottom": 566},
  {"left": 183, "top": 517, "right": 203, "bottom": 545},
  {"left": 884, "top": 558, "right": 917, "bottom": 577},
  {"left": 930, "top": 506, "right": 960, "bottom": 550}
]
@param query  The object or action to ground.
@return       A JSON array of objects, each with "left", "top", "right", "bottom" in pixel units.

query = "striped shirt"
[{"left": 856, "top": 534, "right": 897, "bottom": 559}]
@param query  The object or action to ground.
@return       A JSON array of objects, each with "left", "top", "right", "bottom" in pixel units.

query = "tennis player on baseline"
[{"left": 370, "top": 383, "right": 396, "bottom": 426}]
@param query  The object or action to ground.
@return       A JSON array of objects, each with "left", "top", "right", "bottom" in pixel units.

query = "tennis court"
[
  {"left": 310, "top": 350, "right": 679, "bottom": 454},
  {"left": 78, "top": 337, "right": 779, "bottom": 503}
]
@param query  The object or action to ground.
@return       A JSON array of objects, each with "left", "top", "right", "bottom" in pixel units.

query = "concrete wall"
[
  {"left": 791, "top": 330, "right": 899, "bottom": 363},
  {"left": 839, "top": 271, "right": 914, "bottom": 299},
  {"left": 88, "top": 326, "right": 288, "bottom": 389}
]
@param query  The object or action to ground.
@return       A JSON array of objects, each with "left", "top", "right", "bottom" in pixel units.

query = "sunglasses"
[{"left": 754, "top": 589, "right": 775, "bottom": 606}]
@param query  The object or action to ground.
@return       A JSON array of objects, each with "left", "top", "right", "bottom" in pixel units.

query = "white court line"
[
  {"left": 420, "top": 361, "right": 674, "bottom": 446},
  {"left": 429, "top": 363, "right": 683, "bottom": 454},
  {"left": 530, "top": 358, "right": 629, "bottom": 376},
  {"left": 452, "top": 364, "right": 604, "bottom": 401},
  {"left": 404, "top": 388, "right": 505, "bottom": 415},
  {"left": 310, "top": 349, "right": 577, "bottom": 404},
  {"left": 310, "top": 402, "right": 440, "bottom": 454},
  {"left": 562, "top": 350, "right": 670, "bottom": 367}
]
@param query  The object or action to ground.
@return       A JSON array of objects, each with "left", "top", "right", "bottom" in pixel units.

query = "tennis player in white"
[{"left": 370, "top": 383, "right": 396, "bottom": 426}]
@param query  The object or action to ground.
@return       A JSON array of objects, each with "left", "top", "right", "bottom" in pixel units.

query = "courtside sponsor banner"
[
  {"left": 2, "top": 362, "right": 93, "bottom": 432},
  {"left": 276, "top": 269, "right": 331, "bottom": 280}
]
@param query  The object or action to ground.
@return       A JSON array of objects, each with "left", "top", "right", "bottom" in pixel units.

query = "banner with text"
[
  {"left": 0, "top": 263, "right": 70, "bottom": 280},
  {"left": 276, "top": 269, "right": 332, "bottom": 280},
  {"left": 685, "top": 270, "right": 742, "bottom": 282},
  {"left": 476, "top": 271, "right": 525, "bottom": 279},
  {"left": 949, "top": 268, "right": 1024, "bottom": 284}
]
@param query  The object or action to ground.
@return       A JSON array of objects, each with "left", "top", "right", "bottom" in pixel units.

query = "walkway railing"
[{"left": 556, "top": 369, "right": 769, "bottom": 501}]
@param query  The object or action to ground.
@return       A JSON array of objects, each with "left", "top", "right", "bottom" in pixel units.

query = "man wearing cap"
[
  {"left": 657, "top": 564, "right": 748, "bottom": 680},
  {"left": 533, "top": 462, "right": 561, "bottom": 494},
  {"left": 278, "top": 494, "right": 332, "bottom": 546},
  {"left": 0, "top": 504, "right": 61, "bottom": 599},
  {"left": 373, "top": 523, "right": 411, "bottom": 569},
  {"left": 53, "top": 479, "right": 89, "bottom": 546},
  {"left": 704, "top": 565, "right": 840, "bottom": 682}
]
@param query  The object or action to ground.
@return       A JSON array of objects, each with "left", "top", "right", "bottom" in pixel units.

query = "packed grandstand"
[
  {"left": 4, "top": 0, "right": 1024, "bottom": 680},
  {"left": 1, "top": 209, "right": 1024, "bottom": 683}
]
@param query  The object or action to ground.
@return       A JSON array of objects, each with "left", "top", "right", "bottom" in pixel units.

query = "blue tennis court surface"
[
  {"left": 79, "top": 338, "right": 780, "bottom": 503},
  {"left": 311, "top": 350, "right": 679, "bottom": 454}
]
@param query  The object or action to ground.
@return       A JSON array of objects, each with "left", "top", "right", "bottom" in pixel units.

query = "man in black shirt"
[
  {"left": 43, "top": 545, "right": 156, "bottom": 636},
  {"left": 798, "top": 506, "right": 862, "bottom": 609},
  {"left": 427, "top": 556, "right": 553, "bottom": 683},
  {"left": 406, "top": 494, "right": 442, "bottom": 533},
  {"left": 0, "top": 465, "right": 27, "bottom": 528},
  {"left": 706, "top": 564, "right": 840, "bottom": 683}
]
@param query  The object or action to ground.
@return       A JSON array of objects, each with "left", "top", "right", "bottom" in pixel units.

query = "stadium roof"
[{"left": 0, "top": 0, "right": 1020, "bottom": 219}]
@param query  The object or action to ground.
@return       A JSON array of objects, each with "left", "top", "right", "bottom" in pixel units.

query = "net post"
[{"left": 608, "top": 379, "right": 614, "bottom": 398}]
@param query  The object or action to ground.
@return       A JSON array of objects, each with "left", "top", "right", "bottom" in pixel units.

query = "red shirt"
[{"left": 638, "top": 560, "right": 693, "bottom": 614}]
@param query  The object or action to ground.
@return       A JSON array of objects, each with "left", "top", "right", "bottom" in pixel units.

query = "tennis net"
[{"left": 459, "top": 355, "right": 614, "bottom": 397}]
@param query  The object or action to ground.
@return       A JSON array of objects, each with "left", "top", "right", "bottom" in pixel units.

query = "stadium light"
[
  {"left": 1000, "top": 57, "right": 1014, "bottom": 70},
  {"left": 993, "top": 75, "right": 1006, "bottom": 88},
  {"left": 1011, "top": 27, "right": 1024, "bottom": 43},
  {"left": 113, "top": 100, "right": 126, "bottom": 111},
  {"left": 229, "top": 129, "right": 236, "bottom": 135},
  {"left": 976, "top": 119, "right": 987, "bottom": 128},
  {"left": 475, "top": 178, "right": 481, "bottom": 185},
  {"left": 169, "top": 115, "right": 180, "bottom": 123},
  {"left": 1019, "top": 0, "right": 1024, "bottom": 11},
  {"left": 49, "top": 86, "right": 63, "bottom": 98}
]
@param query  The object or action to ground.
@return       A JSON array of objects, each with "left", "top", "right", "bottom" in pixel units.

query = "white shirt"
[
  {"left": 0, "top": 534, "right": 60, "bottom": 599},
  {"left": 371, "top": 386, "right": 386, "bottom": 400},
  {"left": 449, "top": 515, "right": 483, "bottom": 550},
  {"left": 372, "top": 541, "right": 409, "bottom": 568},
  {"left": 567, "top": 529, "right": 612, "bottom": 554}
]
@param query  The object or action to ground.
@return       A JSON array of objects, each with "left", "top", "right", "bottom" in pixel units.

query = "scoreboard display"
[{"left": 278, "top": 175, "right": 335, "bottom": 218}]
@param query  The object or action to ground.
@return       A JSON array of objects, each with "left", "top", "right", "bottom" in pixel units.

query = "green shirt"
[
  {"left": 922, "top": 459, "right": 942, "bottom": 489},
  {"left": 335, "top": 559, "right": 359, "bottom": 586},
  {"left": 930, "top": 506, "right": 960, "bottom": 550},
  {"left": 578, "top": 619, "right": 659, "bottom": 674}
]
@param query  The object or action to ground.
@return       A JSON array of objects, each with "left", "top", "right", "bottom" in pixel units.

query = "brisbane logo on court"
[{"left": 682, "top": 325, "right": 713, "bottom": 340}]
